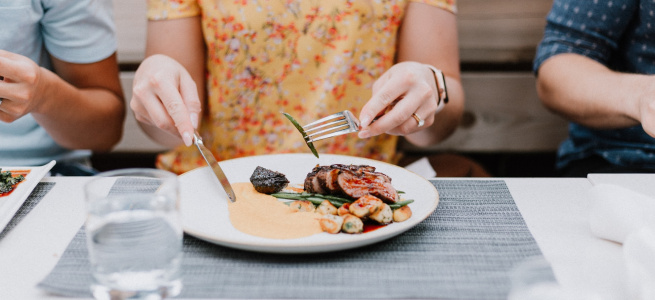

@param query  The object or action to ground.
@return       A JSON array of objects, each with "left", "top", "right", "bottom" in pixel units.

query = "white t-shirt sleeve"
[{"left": 41, "top": 0, "right": 117, "bottom": 63}]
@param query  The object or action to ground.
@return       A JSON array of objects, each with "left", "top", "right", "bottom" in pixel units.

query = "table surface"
[{"left": 1, "top": 174, "right": 654, "bottom": 300}]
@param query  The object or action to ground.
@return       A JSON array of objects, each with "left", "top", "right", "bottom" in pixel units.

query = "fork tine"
[
  {"left": 307, "top": 128, "right": 356, "bottom": 143},
  {"left": 302, "top": 112, "right": 345, "bottom": 129},
  {"left": 300, "top": 110, "right": 360, "bottom": 143},
  {"left": 306, "top": 123, "right": 352, "bottom": 139},
  {"left": 304, "top": 118, "right": 348, "bottom": 134}
]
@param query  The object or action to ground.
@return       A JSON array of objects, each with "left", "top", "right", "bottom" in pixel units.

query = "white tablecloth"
[{"left": 2, "top": 175, "right": 655, "bottom": 299}]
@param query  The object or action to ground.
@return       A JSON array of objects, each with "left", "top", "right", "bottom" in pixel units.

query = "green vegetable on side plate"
[{"left": 0, "top": 168, "right": 25, "bottom": 195}]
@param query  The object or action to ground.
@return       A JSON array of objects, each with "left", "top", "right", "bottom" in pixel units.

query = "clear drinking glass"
[{"left": 84, "top": 168, "right": 183, "bottom": 300}]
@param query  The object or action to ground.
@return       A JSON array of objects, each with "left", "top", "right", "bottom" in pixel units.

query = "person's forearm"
[
  {"left": 31, "top": 67, "right": 125, "bottom": 151},
  {"left": 537, "top": 53, "right": 654, "bottom": 129},
  {"left": 397, "top": 2, "right": 464, "bottom": 147},
  {"left": 135, "top": 17, "right": 206, "bottom": 147},
  {"left": 404, "top": 76, "right": 464, "bottom": 147}
]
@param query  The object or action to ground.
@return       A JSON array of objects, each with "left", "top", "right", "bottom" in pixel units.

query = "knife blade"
[{"left": 193, "top": 131, "right": 236, "bottom": 203}]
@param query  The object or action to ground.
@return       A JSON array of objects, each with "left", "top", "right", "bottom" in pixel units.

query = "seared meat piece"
[
  {"left": 303, "top": 164, "right": 399, "bottom": 203},
  {"left": 323, "top": 168, "right": 341, "bottom": 195},
  {"left": 304, "top": 165, "right": 330, "bottom": 194},
  {"left": 250, "top": 166, "right": 289, "bottom": 194},
  {"left": 337, "top": 169, "right": 399, "bottom": 203}
]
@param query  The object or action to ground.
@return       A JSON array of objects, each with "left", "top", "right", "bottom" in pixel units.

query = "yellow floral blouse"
[{"left": 147, "top": 0, "right": 456, "bottom": 175}]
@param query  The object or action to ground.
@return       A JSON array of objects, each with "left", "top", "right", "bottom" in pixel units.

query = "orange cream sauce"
[{"left": 227, "top": 182, "right": 323, "bottom": 239}]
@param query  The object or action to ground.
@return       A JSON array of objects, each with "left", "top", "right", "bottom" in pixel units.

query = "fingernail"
[
  {"left": 190, "top": 113, "right": 199, "bottom": 129},
  {"left": 183, "top": 131, "right": 192, "bottom": 146},
  {"left": 358, "top": 130, "right": 370, "bottom": 139}
]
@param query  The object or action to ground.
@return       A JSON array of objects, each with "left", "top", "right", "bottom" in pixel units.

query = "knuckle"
[
  {"left": 132, "top": 112, "right": 148, "bottom": 124},
  {"left": 152, "top": 116, "right": 174, "bottom": 132},
  {"left": 131, "top": 83, "right": 149, "bottom": 100},
  {"left": 16, "top": 90, "right": 31, "bottom": 101},
  {"left": 128, "top": 99, "right": 140, "bottom": 112},
  {"left": 378, "top": 91, "right": 396, "bottom": 106},
  {"left": 23, "top": 72, "right": 37, "bottom": 84},
  {"left": 164, "top": 99, "right": 184, "bottom": 115},
  {"left": 398, "top": 123, "right": 413, "bottom": 135},
  {"left": 418, "top": 82, "right": 433, "bottom": 100},
  {"left": 401, "top": 71, "right": 417, "bottom": 85},
  {"left": 148, "top": 72, "right": 167, "bottom": 89},
  {"left": 372, "top": 79, "right": 383, "bottom": 92},
  {"left": 389, "top": 113, "right": 406, "bottom": 125}
]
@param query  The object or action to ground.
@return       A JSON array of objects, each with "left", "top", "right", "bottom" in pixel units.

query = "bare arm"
[
  {"left": 131, "top": 16, "right": 206, "bottom": 147},
  {"left": 0, "top": 50, "right": 125, "bottom": 151},
  {"left": 358, "top": 2, "right": 464, "bottom": 147},
  {"left": 397, "top": 2, "right": 464, "bottom": 146},
  {"left": 536, "top": 53, "right": 655, "bottom": 137}
]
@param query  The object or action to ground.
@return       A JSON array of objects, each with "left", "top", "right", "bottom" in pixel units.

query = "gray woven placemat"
[
  {"left": 38, "top": 180, "right": 552, "bottom": 299},
  {"left": 0, "top": 182, "right": 56, "bottom": 241}
]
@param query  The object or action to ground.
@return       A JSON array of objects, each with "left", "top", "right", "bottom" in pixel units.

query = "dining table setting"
[{"left": 1, "top": 153, "right": 654, "bottom": 300}]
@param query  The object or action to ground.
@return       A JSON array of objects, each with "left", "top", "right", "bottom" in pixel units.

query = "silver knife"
[{"left": 193, "top": 131, "right": 236, "bottom": 203}]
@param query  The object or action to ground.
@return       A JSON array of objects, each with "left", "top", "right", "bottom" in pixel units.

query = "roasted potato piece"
[
  {"left": 288, "top": 200, "right": 316, "bottom": 213},
  {"left": 341, "top": 214, "right": 364, "bottom": 234},
  {"left": 319, "top": 214, "right": 344, "bottom": 234},
  {"left": 316, "top": 200, "right": 338, "bottom": 215},
  {"left": 337, "top": 203, "right": 351, "bottom": 216},
  {"left": 369, "top": 203, "right": 392, "bottom": 224},
  {"left": 349, "top": 195, "right": 384, "bottom": 218},
  {"left": 392, "top": 205, "right": 412, "bottom": 222}
]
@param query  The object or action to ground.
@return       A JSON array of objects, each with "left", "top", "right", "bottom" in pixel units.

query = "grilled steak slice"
[
  {"left": 315, "top": 164, "right": 370, "bottom": 195},
  {"left": 366, "top": 172, "right": 398, "bottom": 203},
  {"left": 304, "top": 165, "right": 329, "bottom": 194},
  {"left": 304, "top": 164, "right": 398, "bottom": 203},
  {"left": 323, "top": 168, "right": 342, "bottom": 195},
  {"left": 336, "top": 169, "right": 398, "bottom": 203}
]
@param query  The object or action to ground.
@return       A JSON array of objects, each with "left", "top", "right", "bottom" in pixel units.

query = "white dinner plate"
[
  {"left": 179, "top": 154, "right": 439, "bottom": 254},
  {"left": 0, "top": 160, "right": 56, "bottom": 233}
]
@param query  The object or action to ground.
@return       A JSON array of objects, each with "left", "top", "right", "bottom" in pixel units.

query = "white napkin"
[
  {"left": 404, "top": 157, "right": 437, "bottom": 178},
  {"left": 588, "top": 184, "right": 655, "bottom": 244},
  {"left": 623, "top": 226, "right": 655, "bottom": 300},
  {"left": 588, "top": 184, "right": 655, "bottom": 300}
]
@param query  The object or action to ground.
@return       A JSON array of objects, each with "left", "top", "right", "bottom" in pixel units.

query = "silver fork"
[{"left": 303, "top": 110, "right": 361, "bottom": 143}]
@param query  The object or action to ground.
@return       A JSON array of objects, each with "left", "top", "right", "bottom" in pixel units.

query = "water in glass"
[{"left": 84, "top": 169, "right": 183, "bottom": 300}]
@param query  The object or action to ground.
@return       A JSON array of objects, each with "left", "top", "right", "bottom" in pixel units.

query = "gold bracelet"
[{"left": 424, "top": 64, "right": 449, "bottom": 113}]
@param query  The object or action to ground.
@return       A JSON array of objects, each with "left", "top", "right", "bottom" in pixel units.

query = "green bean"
[
  {"left": 282, "top": 112, "right": 319, "bottom": 158},
  {"left": 270, "top": 193, "right": 307, "bottom": 201},
  {"left": 389, "top": 199, "right": 414, "bottom": 209},
  {"left": 272, "top": 192, "right": 352, "bottom": 203}
]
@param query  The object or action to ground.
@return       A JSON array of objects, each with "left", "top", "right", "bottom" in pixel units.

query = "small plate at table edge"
[
  {"left": 179, "top": 154, "right": 439, "bottom": 254},
  {"left": 0, "top": 160, "right": 56, "bottom": 233}
]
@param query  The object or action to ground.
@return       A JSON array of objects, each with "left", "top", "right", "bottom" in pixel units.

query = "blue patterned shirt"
[{"left": 534, "top": 0, "right": 655, "bottom": 170}]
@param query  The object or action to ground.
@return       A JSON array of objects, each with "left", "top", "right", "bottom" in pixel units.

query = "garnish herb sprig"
[{"left": 0, "top": 168, "right": 25, "bottom": 194}]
